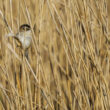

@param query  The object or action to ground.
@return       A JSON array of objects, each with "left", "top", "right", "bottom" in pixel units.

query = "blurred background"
[{"left": 0, "top": 0, "right": 110, "bottom": 110}]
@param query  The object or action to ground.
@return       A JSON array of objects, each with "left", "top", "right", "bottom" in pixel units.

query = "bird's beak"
[{"left": 5, "top": 33, "right": 15, "bottom": 38}]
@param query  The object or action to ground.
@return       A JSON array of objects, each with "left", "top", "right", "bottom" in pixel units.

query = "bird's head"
[{"left": 19, "top": 24, "right": 31, "bottom": 32}]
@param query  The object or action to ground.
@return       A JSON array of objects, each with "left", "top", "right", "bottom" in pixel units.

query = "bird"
[
  {"left": 16, "top": 24, "right": 32, "bottom": 59},
  {"left": 6, "top": 24, "right": 32, "bottom": 59},
  {"left": 15, "top": 24, "right": 32, "bottom": 50}
]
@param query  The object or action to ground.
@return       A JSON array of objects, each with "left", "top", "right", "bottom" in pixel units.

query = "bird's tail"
[{"left": 25, "top": 49, "right": 29, "bottom": 60}]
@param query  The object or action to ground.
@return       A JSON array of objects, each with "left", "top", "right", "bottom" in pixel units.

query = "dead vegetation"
[{"left": 0, "top": 0, "right": 110, "bottom": 110}]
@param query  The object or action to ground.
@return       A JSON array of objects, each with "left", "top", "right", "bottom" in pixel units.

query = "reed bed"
[{"left": 0, "top": 0, "right": 110, "bottom": 110}]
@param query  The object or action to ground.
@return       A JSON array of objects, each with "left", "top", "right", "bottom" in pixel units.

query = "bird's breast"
[
  {"left": 20, "top": 36, "right": 32, "bottom": 49},
  {"left": 16, "top": 31, "right": 32, "bottom": 49}
]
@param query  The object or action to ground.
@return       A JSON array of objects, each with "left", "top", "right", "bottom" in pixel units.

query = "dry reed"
[{"left": 0, "top": 0, "right": 110, "bottom": 110}]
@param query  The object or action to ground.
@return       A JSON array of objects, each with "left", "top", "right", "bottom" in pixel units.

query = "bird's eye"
[
  {"left": 22, "top": 27, "right": 25, "bottom": 30},
  {"left": 26, "top": 27, "right": 30, "bottom": 31},
  {"left": 20, "top": 27, "right": 24, "bottom": 31},
  {"left": 23, "top": 27, "right": 27, "bottom": 31}
]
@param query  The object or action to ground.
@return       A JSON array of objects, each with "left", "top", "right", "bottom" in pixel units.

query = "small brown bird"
[
  {"left": 6, "top": 24, "right": 32, "bottom": 59},
  {"left": 15, "top": 24, "right": 32, "bottom": 59},
  {"left": 15, "top": 24, "right": 32, "bottom": 50}
]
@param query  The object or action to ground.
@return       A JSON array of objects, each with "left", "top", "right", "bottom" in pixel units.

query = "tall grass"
[{"left": 0, "top": 0, "right": 110, "bottom": 110}]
